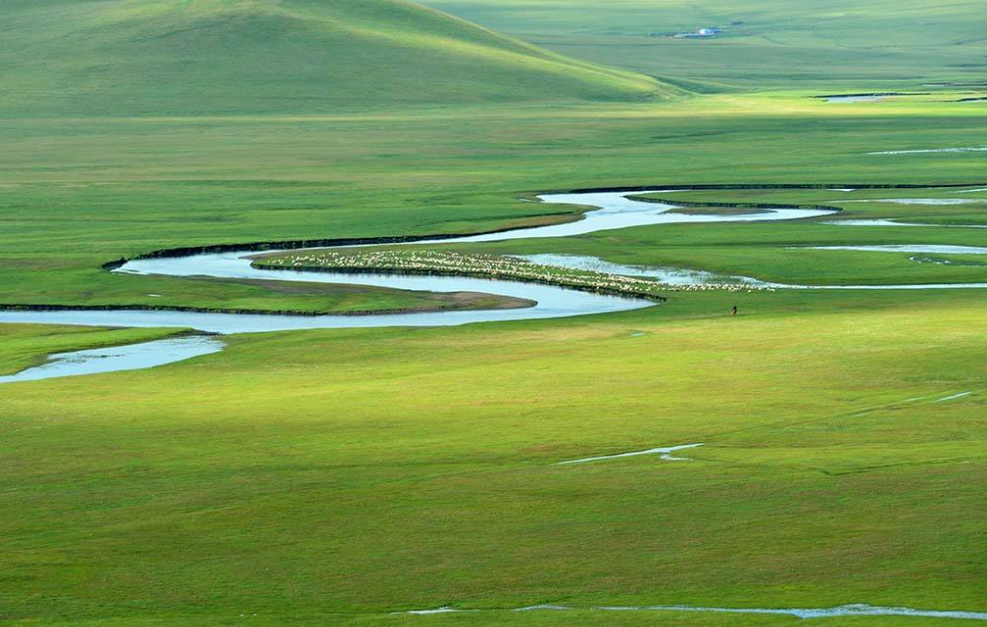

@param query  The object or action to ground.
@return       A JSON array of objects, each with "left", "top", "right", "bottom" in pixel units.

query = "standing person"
[{"left": 732, "top": 305, "right": 738, "bottom": 316}]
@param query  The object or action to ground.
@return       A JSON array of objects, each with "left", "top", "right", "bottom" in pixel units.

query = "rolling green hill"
[{"left": 0, "top": 0, "right": 670, "bottom": 117}]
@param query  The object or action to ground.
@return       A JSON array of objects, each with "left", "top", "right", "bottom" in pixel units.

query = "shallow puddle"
[
  {"left": 824, "top": 95, "right": 887, "bottom": 103},
  {"left": 558, "top": 443, "right": 704, "bottom": 465},
  {"left": 869, "top": 147, "right": 987, "bottom": 155},
  {"left": 840, "top": 198, "right": 979, "bottom": 205},
  {"left": 806, "top": 244, "right": 987, "bottom": 255}
]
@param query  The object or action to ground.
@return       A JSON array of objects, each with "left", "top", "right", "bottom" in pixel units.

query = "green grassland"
[
  {"left": 2, "top": 290, "right": 986, "bottom": 625},
  {"left": 2, "top": 0, "right": 987, "bottom": 625},
  {"left": 1, "top": 95, "right": 986, "bottom": 311},
  {"left": 418, "top": 0, "right": 987, "bottom": 92}
]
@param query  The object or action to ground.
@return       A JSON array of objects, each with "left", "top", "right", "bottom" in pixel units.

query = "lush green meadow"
[
  {"left": 418, "top": 0, "right": 987, "bottom": 92},
  {"left": 3, "top": 289, "right": 986, "bottom": 625},
  {"left": 2, "top": 0, "right": 987, "bottom": 625},
  {"left": 2, "top": 94, "right": 986, "bottom": 311}
]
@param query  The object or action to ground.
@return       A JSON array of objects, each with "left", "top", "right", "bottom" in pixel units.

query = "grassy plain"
[
  {"left": 2, "top": 290, "right": 986, "bottom": 625},
  {"left": 2, "top": 0, "right": 987, "bottom": 625},
  {"left": 1, "top": 95, "right": 986, "bottom": 310},
  {"left": 418, "top": 0, "right": 987, "bottom": 92}
]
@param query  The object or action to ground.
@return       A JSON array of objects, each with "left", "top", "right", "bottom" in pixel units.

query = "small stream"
[{"left": 397, "top": 602, "right": 987, "bottom": 621}]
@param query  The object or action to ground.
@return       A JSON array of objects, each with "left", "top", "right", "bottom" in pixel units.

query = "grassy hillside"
[
  {"left": 419, "top": 0, "right": 987, "bottom": 91},
  {"left": 0, "top": 0, "right": 669, "bottom": 117}
]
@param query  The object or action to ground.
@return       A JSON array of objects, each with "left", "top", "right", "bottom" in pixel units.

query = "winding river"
[
  {"left": 0, "top": 188, "right": 982, "bottom": 382},
  {"left": 0, "top": 190, "right": 829, "bottom": 332}
]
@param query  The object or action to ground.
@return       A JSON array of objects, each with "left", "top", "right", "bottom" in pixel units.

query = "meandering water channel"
[{"left": 1, "top": 188, "right": 984, "bottom": 382}]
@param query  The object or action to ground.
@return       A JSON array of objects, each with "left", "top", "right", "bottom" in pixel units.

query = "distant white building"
[
  {"left": 673, "top": 27, "right": 721, "bottom": 38},
  {"left": 660, "top": 26, "right": 723, "bottom": 39}
]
